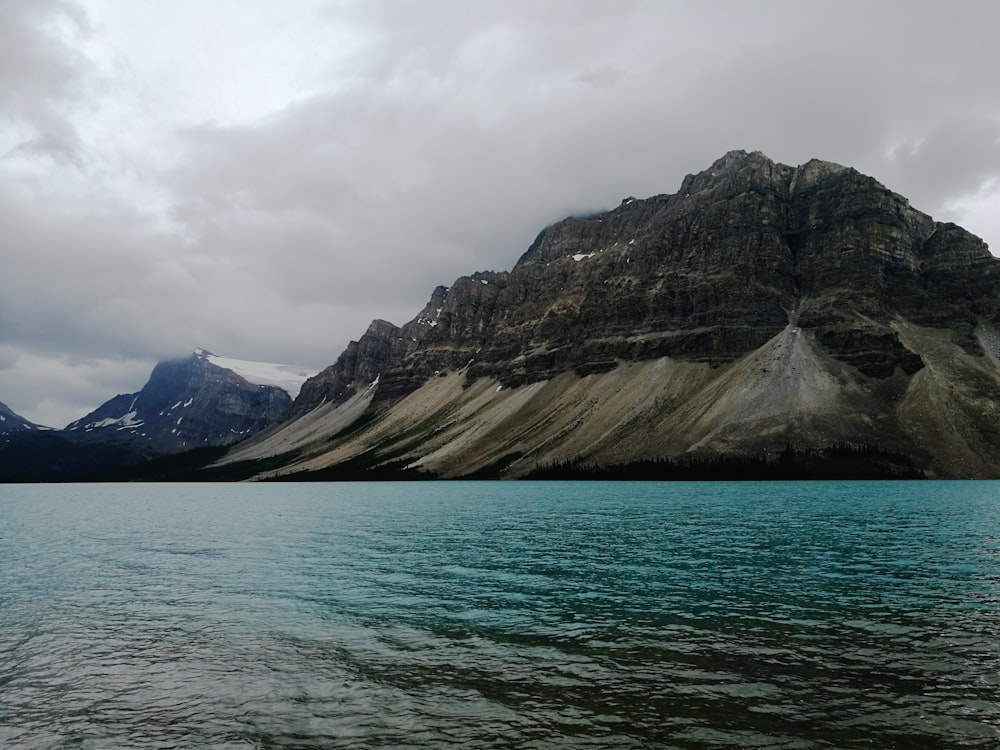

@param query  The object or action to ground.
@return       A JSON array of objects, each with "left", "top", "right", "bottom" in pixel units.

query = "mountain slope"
[
  {"left": 219, "top": 150, "right": 1000, "bottom": 479},
  {"left": 0, "top": 401, "right": 51, "bottom": 441}
]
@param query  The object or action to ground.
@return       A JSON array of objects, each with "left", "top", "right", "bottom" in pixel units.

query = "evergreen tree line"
[{"left": 525, "top": 442, "right": 924, "bottom": 481}]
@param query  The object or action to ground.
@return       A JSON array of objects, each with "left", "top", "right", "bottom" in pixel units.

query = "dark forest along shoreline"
[{"left": 1, "top": 481, "right": 998, "bottom": 748}]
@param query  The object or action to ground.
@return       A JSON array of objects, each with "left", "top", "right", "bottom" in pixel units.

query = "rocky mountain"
[
  {"left": 0, "top": 349, "right": 310, "bottom": 481},
  {"left": 215, "top": 150, "right": 1000, "bottom": 480},
  {"left": 0, "top": 401, "right": 50, "bottom": 441},
  {"left": 64, "top": 349, "right": 301, "bottom": 454}
]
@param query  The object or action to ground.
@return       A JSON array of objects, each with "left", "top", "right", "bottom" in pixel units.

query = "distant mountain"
[
  {"left": 64, "top": 349, "right": 302, "bottom": 454},
  {"left": 214, "top": 150, "right": 1000, "bottom": 480},
  {"left": 0, "top": 401, "right": 50, "bottom": 441},
  {"left": 0, "top": 350, "right": 311, "bottom": 481}
]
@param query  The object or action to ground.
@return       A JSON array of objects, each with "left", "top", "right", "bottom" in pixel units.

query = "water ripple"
[{"left": 1, "top": 481, "right": 999, "bottom": 748}]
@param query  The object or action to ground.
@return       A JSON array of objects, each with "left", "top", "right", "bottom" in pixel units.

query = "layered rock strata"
[{"left": 226, "top": 151, "right": 1000, "bottom": 478}]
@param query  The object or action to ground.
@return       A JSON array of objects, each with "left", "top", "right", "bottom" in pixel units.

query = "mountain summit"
[{"left": 216, "top": 150, "right": 1000, "bottom": 479}]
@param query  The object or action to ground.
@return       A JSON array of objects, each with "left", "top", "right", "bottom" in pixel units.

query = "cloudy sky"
[{"left": 2, "top": 0, "right": 999, "bottom": 427}]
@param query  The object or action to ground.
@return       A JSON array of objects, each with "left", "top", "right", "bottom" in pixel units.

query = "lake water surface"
[{"left": 1, "top": 481, "right": 999, "bottom": 748}]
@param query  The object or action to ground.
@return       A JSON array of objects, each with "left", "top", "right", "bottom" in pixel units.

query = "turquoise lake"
[{"left": 1, "top": 481, "right": 999, "bottom": 748}]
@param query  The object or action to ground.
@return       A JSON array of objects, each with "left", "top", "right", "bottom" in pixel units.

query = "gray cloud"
[
  {"left": 0, "top": 0, "right": 89, "bottom": 164},
  {"left": 2, "top": 0, "right": 1000, "bottom": 427},
  {"left": 0, "top": 352, "right": 154, "bottom": 428},
  {"left": 0, "top": 346, "right": 19, "bottom": 372},
  {"left": 887, "top": 119, "right": 1000, "bottom": 211}
]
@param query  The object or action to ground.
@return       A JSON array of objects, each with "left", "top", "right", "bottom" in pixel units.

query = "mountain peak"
[
  {"left": 713, "top": 148, "right": 774, "bottom": 167},
  {"left": 240, "top": 150, "right": 1000, "bottom": 479},
  {"left": 63, "top": 350, "right": 305, "bottom": 454},
  {"left": 0, "top": 400, "right": 50, "bottom": 437},
  {"left": 678, "top": 149, "right": 793, "bottom": 199}
]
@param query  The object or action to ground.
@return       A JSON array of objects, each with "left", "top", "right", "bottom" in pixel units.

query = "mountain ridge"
[
  {"left": 292, "top": 150, "right": 994, "bottom": 415},
  {"left": 214, "top": 150, "right": 1000, "bottom": 479},
  {"left": 0, "top": 400, "right": 50, "bottom": 440},
  {"left": 6, "top": 150, "right": 1000, "bottom": 481}
]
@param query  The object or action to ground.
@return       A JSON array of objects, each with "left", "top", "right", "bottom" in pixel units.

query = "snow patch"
[
  {"left": 182, "top": 397, "right": 193, "bottom": 407},
  {"left": 418, "top": 306, "right": 444, "bottom": 326},
  {"left": 204, "top": 352, "right": 315, "bottom": 398},
  {"left": 89, "top": 410, "right": 143, "bottom": 430},
  {"left": 572, "top": 253, "right": 595, "bottom": 262},
  {"left": 79, "top": 410, "right": 144, "bottom": 431}
]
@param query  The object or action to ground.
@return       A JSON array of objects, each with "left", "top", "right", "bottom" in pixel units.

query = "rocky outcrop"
[
  {"left": 221, "top": 151, "right": 1000, "bottom": 478},
  {"left": 293, "top": 273, "right": 512, "bottom": 412},
  {"left": 293, "top": 319, "right": 410, "bottom": 415}
]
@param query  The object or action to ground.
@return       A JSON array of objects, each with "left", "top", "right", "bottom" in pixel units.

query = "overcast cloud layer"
[{"left": 2, "top": 0, "right": 999, "bottom": 427}]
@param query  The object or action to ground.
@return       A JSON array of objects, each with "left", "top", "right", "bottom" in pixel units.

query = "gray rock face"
[
  {"left": 65, "top": 349, "right": 292, "bottom": 454},
  {"left": 292, "top": 319, "right": 412, "bottom": 416},
  {"left": 295, "top": 150, "right": 998, "bottom": 411},
  {"left": 216, "top": 152, "right": 1000, "bottom": 479}
]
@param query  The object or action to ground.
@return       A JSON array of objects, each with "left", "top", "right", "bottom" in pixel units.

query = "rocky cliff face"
[
  {"left": 65, "top": 349, "right": 293, "bottom": 455},
  {"left": 223, "top": 150, "right": 1000, "bottom": 479},
  {"left": 292, "top": 273, "right": 511, "bottom": 413}
]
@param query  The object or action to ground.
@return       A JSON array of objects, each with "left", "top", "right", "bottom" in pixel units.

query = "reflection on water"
[{"left": 1, "top": 481, "right": 999, "bottom": 748}]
